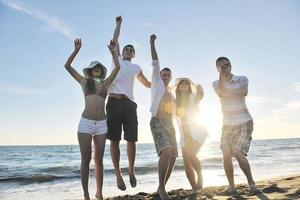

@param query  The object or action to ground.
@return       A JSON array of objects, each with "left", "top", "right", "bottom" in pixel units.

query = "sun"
[{"left": 197, "top": 101, "right": 223, "bottom": 141}]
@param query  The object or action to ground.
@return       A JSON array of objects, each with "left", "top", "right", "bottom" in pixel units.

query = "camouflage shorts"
[
  {"left": 221, "top": 120, "right": 253, "bottom": 156},
  {"left": 150, "top": 117, "right": 178, "bottom": 157}
]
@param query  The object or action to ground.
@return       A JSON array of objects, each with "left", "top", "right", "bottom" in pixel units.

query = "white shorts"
[{"left": 78, "top": 117, "right": 107, "bottom": 136}]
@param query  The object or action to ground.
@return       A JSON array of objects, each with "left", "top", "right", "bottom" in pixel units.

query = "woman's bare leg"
[
  {"left": 182, "top": 148, "right": 197, "bottom": 191},
  {"left": 93, "top": 134, "right": 106, "bottom": 200},
  {"left": 78, "top": 133, "right": 92, "bottom": 200}
]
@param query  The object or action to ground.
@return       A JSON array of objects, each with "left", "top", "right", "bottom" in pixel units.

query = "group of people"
[{"left": 65, "top": 16, "right": 259, "bottom": 200}]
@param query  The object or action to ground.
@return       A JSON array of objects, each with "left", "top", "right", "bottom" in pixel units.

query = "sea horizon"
[{"left": 1, "top": 137, "right": 299, "bottom": 147}]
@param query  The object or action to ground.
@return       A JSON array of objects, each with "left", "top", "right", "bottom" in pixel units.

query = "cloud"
[
  {"left": 1, "top": 0, "right": 75, "bottom": 40},
  {"left": 0, "top": 84, "right": 46, "bottom": 96},
  {"left": 293, "top": 82, "right": 300, "bottom": 93},
  {"left": 274, "top": 101, "right": 300, "bottom": 114}
]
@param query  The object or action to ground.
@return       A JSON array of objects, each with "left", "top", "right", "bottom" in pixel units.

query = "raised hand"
[
  {"left": 196, "top": 84, "right": 204, "bottom": 97},
  {"left": 74, "top": 38, "right": 82, "bottom": 51},
  {"left": 107, "top": 39, "right": 117, "bottom": 53},
  {"left": 150, "top": 34, "right": 157, "bottom": 43},
  {"left": 64, "top": 38, "right": 84, "bottom": 83},
  {"left": 150, "top": 34, "right": 158, "bottom": 60},
  {"left": 116, "top": 16, "right": 122, "bottom": 25}
]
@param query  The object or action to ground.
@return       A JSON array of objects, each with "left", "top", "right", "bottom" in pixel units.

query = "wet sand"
[{"left": 104, "top": 174, "right": 300, "bottom": 200}]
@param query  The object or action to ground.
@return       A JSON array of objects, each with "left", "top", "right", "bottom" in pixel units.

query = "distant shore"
[{"left": 105, "top": 174, "right": 300, "bottom": 200}]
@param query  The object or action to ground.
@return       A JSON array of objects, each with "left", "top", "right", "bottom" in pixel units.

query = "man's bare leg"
[
  {"left": 222, "top": 150, "right": 236, "bottom": 192},
  {"left": 157, "top": 147, "right": 172, "bottom": 200},
  {"left": 127, "top": 141, "right": 137, "bottom": 187},
  {"left": 232, "top": 149, "right": 258, "bottom": 192},
  {"left": 110, "top": 140, "right": 126, "bottom": 190},
  {"left": 164, "top": 156, "right": 176, "bottom": 184}
]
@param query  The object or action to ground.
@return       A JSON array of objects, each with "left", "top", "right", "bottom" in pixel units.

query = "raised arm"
[
  {"left": 150, "top": 34, "right": 160, "bottom": 85},
  {"left": 112, "top": 16, "right": 122, "bottom": 56},
  {"left": 150, "top": 34, "right": 158, "bottom": 60},
  {"left": 225, "top": 77, "right": 248, "bottom": 97},
  {"left": 215, "top": 75, "right": 248, "bottom": 98},
  {"left": 214, "top": 66, "right": 227, "bottom": 97},
  {"left": 104, "top": 40, "right": 121, "bottom": 86},
  {"left": 64, "top": 38, "right": 85, "bottom": 83},
  {"left": 194, "top": 84, "right": 204, "bottom": 104}
]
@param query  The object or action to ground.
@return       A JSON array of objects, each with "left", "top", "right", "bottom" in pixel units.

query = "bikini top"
[{"left": 84, "top": 81, "right": 108, "bottom": 98}]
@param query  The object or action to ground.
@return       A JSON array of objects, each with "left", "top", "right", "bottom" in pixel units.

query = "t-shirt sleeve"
[
  {"left": 151, "top": 60, "right": 160, "bottom": 84},
  {"left": 238, "top": 76, "right": 248, "bottom": 95},
  {"left": 239, "top": 76, "right": 248, "bottom": 88},
  {"left": 212, "top": 80, "right": 219, "bottom": 93},
  {"left": 136, "top": 64, "right": 142, "bottom": 75}
]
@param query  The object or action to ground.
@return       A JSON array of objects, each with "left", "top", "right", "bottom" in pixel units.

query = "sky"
[{"left": 0, "top": 0, "right": 300, "bottom": 145}]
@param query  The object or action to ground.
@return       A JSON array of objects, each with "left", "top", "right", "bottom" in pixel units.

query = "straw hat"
[
  {"left": 83, "top": 61, "right": 107, "bottom": 79},
  {"left": 174, "top": 77, "right": 198, "bottom": 93}
]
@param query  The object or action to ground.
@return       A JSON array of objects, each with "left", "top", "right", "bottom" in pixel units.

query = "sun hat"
[
  {"left": 174, "top": 77, "right": 198, "bottom": 93},
  {"left": 83, "top": 61, "right": 107, "bottom": 79}
]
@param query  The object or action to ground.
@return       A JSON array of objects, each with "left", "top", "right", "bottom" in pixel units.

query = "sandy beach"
[{"left": 105, "top": 174, "right": 300, "bottom": 200}]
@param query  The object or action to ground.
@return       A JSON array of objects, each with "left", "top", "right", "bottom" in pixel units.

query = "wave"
[
  {"left": 0, "top": 175, "right": 72, "bottom": 184},
  {"left": 270, "top": 146, "right": 300, "bottom": 151},
  {"left": 0, "top": 160, "right": 224, "bottom": 184}
]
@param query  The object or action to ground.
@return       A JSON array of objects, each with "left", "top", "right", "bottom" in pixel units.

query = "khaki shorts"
[
  {"left": 150, "top": 117, "right": 178, "bottom": 157},
  {"left": 221, "top": 120, "right": 253, "bottom": 156}
]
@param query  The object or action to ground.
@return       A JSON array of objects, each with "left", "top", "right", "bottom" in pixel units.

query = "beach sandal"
[
  {"left": 129, "top": 174, "right": 137, "bottom": 188},
  {"left": 117, "top": 176, "right": 126, "bottom": 191}
]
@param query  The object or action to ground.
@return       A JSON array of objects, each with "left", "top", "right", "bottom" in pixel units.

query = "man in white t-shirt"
[
  {"left": 106, "top": 16, "right": 151, "bottom": 191},
  {"left": 212, "top": 57, "right": 260, "bottom": 195}
]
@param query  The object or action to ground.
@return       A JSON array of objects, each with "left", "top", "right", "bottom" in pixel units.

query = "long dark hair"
[
  {"left": 85, "top": 70, "right": 96, "bottom": 94},
  {"left": 175, "top": 80, "right": 192, "bottom": 110}
]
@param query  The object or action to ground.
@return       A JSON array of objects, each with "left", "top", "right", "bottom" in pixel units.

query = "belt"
[{"left": 108, "top": 93, "right": 129, "bottom": 100}]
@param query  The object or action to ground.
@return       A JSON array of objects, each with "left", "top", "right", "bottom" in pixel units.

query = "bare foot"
[
  {"left": 196, "top": 179, "right": 203, "bottom": 190},
  {"left": 152, "top": 188, "right": 159, "bottom": 196},
  {"left": 95, "top": 193, "right": 103, "bottom": 200},
  {"left": 116, "top": 175, "right": 126, "bottom": 191},
  {"left": 192, "top": 187, "right": 201, "bottom": 194},
  {"left": 249, "top": 184, "right": 261, "bottom": 194},
  {"left": 158, "top": 187, "right": 171, "bottom": 200},
  {"left": 223, "top": 187, "right": 238, "bottom": 195},
  {"left": 129, "top": 173, "right": 137, "bottom": 188},
  {"left": 84, "top": 193, "right": 90, "bottom": 200}
]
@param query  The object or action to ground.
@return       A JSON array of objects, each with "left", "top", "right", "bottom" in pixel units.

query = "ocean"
[{"left": 1, "top": 138, "right": 300, "bottom": 200}]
